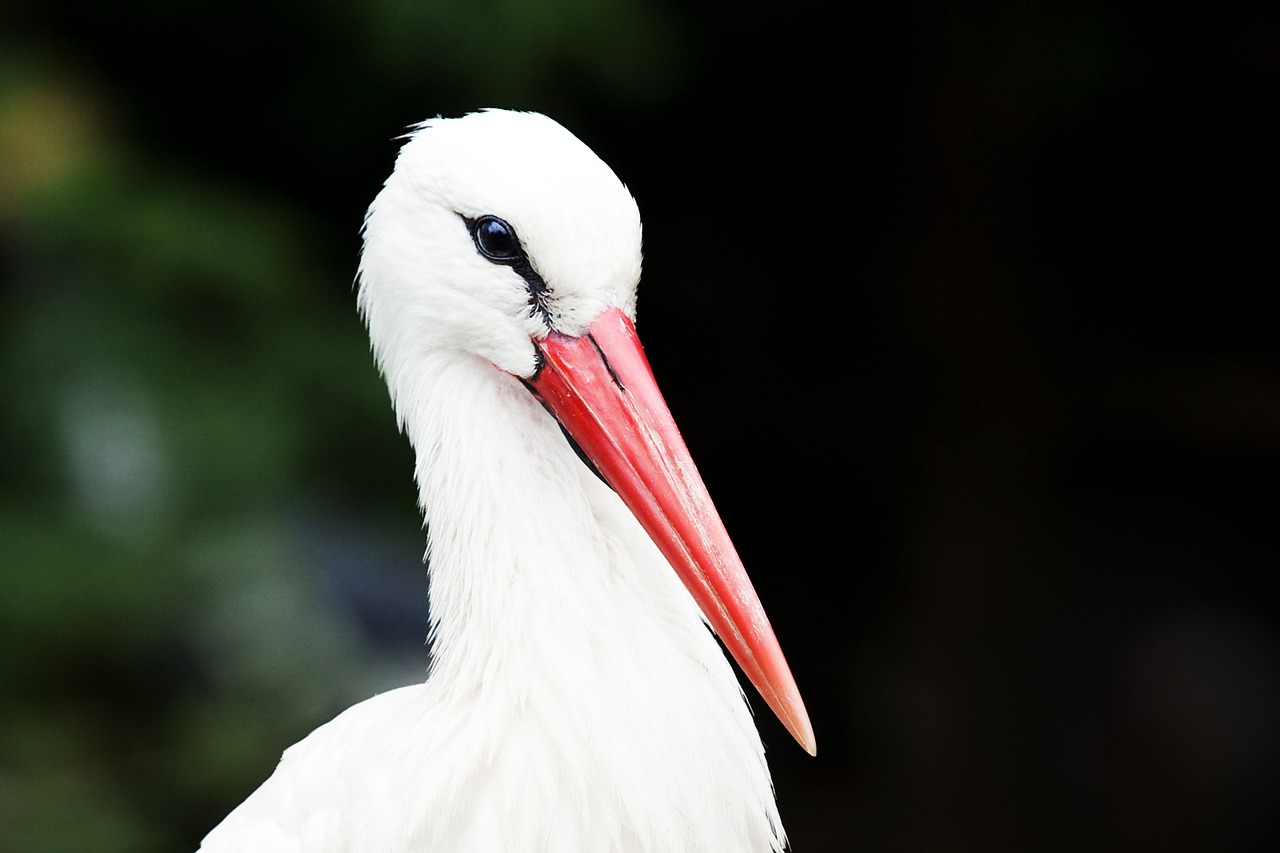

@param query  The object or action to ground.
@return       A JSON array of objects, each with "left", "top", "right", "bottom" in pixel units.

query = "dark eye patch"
[{"left": 461, "top": 214, "right": 552, "bottom": 324}]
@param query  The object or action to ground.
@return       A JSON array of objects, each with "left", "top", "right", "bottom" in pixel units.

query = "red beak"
[{"left": 527, "top": 306, "right": 816, "bottom": 755}]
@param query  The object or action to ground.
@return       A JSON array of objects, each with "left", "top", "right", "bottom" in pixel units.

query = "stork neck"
[{"left": 402, "top": 351, "right": 615, "bottom": 692}]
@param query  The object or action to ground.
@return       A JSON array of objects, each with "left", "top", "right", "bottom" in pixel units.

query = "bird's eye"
[{"left": 471, "top": 215, "right": 521, "bottom": 263}]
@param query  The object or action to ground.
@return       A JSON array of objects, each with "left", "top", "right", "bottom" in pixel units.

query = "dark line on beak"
[{"left": 586, "top": 333, "right": 625, "bottom": 391}]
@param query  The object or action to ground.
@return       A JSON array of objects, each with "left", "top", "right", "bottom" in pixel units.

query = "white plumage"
[{"left": 200, "top": 110, "right": 810, "bottom": 853}]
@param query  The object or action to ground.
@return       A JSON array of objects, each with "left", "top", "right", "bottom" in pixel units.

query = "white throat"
[{"left": 408, "top": 351, "right": 622, "bottom": 681}]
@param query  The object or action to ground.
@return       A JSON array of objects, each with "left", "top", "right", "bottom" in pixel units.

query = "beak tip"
[
  {"left": 784, "top": 699, "right": 817, "bottom": 757},
  {"left": 758, "top": 656, "right": 816, "bottom": 755},
  {"left": 801, "top": 729, "right": 818, "bottom": 757}
]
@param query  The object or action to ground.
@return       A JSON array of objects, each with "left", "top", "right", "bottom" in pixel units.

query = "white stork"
[{"left": 200, "top": 109, "right": 814, "bottom": 853}]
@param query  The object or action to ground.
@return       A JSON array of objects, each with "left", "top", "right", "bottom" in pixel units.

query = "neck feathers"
[{"left": 403, "top": 353, "right": 616, "bottom": 683}]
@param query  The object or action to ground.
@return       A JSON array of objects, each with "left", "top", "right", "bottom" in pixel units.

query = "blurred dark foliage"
[{"left": 1, "top": 1, "right": 1277, "bottom": 851}]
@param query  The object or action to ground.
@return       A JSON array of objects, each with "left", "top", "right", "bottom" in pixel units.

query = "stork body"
[{"left": 200, "top": 110, "right": 811, "bottom": 853}]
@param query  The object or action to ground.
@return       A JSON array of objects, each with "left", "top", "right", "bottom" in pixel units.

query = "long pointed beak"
[{"left": 526, "top": 306, "right": 816, "bottom": 755}]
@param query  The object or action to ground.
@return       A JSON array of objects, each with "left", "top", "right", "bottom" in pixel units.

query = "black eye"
[{"left": 471, "top": 215, "right": 521, "bottom": 263}]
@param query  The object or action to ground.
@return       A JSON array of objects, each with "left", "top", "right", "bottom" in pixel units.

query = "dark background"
[{"left": 2, "top": 2, "right": 1277, "bottom": 851}]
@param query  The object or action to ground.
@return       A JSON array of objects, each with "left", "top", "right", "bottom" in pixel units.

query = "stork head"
[
  {"left": 358, "top": 109, "right": 642, "bottom": 381},
  {"left": 357, "top": 110, "right": 815, "bottom": 756}
]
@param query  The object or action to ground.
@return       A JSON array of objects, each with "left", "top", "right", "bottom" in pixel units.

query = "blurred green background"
[{"left": 2, "top": 1, "right": 1277, "bottom": 851}]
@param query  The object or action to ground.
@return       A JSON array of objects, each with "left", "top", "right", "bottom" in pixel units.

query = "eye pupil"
[{"left": 474, "top": 215, "right": 520, "bottom": 262}]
